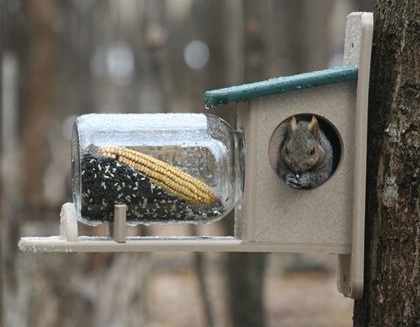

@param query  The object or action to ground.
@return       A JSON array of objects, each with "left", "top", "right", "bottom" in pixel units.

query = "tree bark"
[
  {"left": 353, "top": 1, "right": 420, "bottom": 326},
  {"left": 0, "top": 0, "right": 4, "bottom": 323}
]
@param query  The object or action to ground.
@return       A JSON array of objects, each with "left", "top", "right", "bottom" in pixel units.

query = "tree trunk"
[
  {"left": 353, "top": 1, "right": 420, "bottom": 326},
  {"left": 0, "top": 0, "right": 4, "bottom": 323},
  {"left": 225, "top": 2, "right": 267, "bottom": 326}
]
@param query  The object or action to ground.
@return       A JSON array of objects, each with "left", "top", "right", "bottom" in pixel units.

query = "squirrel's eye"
[{"left": 309, "top": 147, "right": 316, "bottom": 155}]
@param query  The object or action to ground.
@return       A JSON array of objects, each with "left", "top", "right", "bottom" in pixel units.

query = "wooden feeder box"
[{"left": 19, "top": 12, "right": 373, "bottom": 299}]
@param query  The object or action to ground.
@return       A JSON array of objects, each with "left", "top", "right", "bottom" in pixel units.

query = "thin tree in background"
[{"left": 225, "top": 2, "right": 268, "bottom": 326}]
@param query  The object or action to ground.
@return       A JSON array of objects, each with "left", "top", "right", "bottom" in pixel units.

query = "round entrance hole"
[{"left": 268, "top": 114, "right": 342, "bottom": 190}]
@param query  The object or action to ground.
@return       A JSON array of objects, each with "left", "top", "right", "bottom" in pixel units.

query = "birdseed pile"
[{"left": 80, "top": 150, "right": 224, "bottom": 223}]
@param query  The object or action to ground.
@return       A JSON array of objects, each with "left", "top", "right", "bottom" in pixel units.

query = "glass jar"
[{"left": 72, "top": 113, "right": 244, "bottom": 225}]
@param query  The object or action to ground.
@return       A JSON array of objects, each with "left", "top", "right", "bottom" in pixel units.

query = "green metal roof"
[{"left": 204, "top": 66, "right": 358, "bottom": 107}]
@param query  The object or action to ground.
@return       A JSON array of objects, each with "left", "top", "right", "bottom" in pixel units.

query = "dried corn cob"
[{"left": 97, "top": 146, "right": 216, "bottom": 206}]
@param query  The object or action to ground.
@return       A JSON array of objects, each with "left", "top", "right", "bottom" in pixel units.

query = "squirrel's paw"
[{"left": 285, "top": 173, "right": 312, "bottom": 189}]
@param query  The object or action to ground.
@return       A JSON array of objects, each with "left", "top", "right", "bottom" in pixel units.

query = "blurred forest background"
[{"left": 1, "top": 0, "right": 374, "bottom": 326}]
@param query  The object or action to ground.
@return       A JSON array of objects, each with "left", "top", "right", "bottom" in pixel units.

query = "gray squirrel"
[{"left": 277, "top": 115, "right": 333, "bottom": 189}]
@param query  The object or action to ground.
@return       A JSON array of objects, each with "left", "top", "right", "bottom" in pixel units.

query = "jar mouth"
[{"left": 234, "top": 129, "right": 245, "bottom": 207}]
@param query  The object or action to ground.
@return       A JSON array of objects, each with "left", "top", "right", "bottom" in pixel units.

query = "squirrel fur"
[{"left": 277, "top": 116, "right": 333, "bottom": 189}]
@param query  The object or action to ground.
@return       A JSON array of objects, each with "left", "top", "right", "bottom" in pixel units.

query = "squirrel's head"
[{"left": 281, "top": 116, "right": 324, "bottom": 173}]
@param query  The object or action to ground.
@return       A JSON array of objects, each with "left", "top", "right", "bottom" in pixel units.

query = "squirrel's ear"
[
  {"left": 308, "top": 116, "right": 320, "bottom": 139},
  {"left": 288, "top": 116, "right": 297, "bottom": 132}
]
